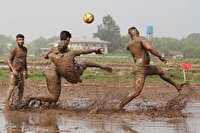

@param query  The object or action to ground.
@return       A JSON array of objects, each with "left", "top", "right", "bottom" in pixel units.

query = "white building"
[{"left": 49, "top": 37, "right": 110, "bottom": 54}]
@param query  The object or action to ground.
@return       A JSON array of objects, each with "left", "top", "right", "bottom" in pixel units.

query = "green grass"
[
  {"left": 81, "top": 69, "right": 133, "bottom": 83},
  {"left": 0, "top": 68, "right": 45, "bottom": 81},
  {"left": 0, "top": 68, "right": 8, "bottom": 80},
  {"left": 81, "top": 68, "right": 200, "bottom": 83},
  {"left": 0, "top": 68, "right": 199, "bottom": 83},
  {"left": 0, "top": 55, "right": 200, "bottom": 83},
  {"left": 27, "top": 69, "right": 45, "bottom": 80}
]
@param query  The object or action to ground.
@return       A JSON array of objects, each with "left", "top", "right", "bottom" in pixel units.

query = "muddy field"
[
  {"left": 1, "top": 80, "right": 200, "bottom": 117},
  {"left": 1, "top": 58, "right": 200, "bottom": 132},
  {"left": 0, "top": 79, "right": 200, "bottom": 132}
]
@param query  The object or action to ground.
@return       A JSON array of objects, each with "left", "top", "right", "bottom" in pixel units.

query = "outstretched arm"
[
  {"left": 141, "top": 39, "right": 166, "bottom": 62},
  {"left": 73, "top": 48, "right": 103, "bottom": 56}
]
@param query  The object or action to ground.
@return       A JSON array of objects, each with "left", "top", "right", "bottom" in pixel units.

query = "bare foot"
[
  {"left": 176, "top": 81, "right": 189, "bottom": 91},
  {"left": 104, "top": 67, "right": 113, "bottom": 73},
  {"left": 21, "top": 95, "right": 32, "bottom": 108}
]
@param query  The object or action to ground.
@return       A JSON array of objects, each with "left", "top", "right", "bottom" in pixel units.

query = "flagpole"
[{"left": 183, "top": 69, "right": 186, "bottom": 82}]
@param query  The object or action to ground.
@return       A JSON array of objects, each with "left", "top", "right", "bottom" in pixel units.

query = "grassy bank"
[
  {"left": 0, "top": 55, "right": 200, "bottom": 83},
  {"left": 0, "top": 67, "right": 199, "bottom": 83}
]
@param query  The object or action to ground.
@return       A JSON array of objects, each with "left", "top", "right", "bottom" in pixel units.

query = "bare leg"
[
  {"left": 148, "top": 65, "right": 188, "bottom": 91},
  {"left": 17, "top": 75, "right": 24, "bottom": 108},
  {"left": 160, "top": 74, "right": 188, "bottom": 91},
  {"left": 5, "top": 73, "right": 17, "bottom": 106},
  {"left": 78, "top": 60, "right": 112, "bottom": 73},
  {"left": 5, "top": 85, "right": 16, "bottom": 105},
  {"left": 26, "top": 93, "right": 59, "bottom": 103},
  {"left": 116, "top": 76, "right": 146, "bottom": 110},
  {"left": 24, "top": 64, "right": 61, "bottom": 105}
]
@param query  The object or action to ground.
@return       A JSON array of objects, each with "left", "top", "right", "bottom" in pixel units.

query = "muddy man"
[
  {"left": 5, "top": 34, "right": 28, "bottom": 110},
  {"left": 115, "top": 27, "right": 188, "bottom": 110},
  {"left": 25, "top": 31, "right": 112, "bottom": 105}
]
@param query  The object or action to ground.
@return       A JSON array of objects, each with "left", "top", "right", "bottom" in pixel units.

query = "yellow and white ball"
[{"left": 83, "top": 13, "right": 94, "bottom": 24}]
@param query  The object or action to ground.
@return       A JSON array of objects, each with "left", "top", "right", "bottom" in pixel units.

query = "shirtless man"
[
  {"left": 25, "top": 31, "right": 112, "bottom": 105},
  {"left": 115, "top": 27, "right": 188, "bottom": 110},
  {"left": 5, "top": 34, "right": 28, "bottom": 109}
]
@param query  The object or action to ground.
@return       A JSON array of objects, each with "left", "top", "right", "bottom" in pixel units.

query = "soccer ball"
[{"left": 83, "top": 13, "right": 94, "bottom": 24}]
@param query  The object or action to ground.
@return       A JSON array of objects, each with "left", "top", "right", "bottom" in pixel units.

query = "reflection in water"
[
  {"left": 0, "top": 101, "right": 200, "bottom": 133},
  {"left": 122, "top": 124, "right": 139, "bottom": 133},
  {"left": 3, "top": 111, "right": 59, "bottom": 132},
  {"left": 184, "top": 102, "right": 200, "bottom": 133}
]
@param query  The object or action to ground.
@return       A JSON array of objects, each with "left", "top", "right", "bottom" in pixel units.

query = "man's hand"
[
  {"left": 12, "top": 69, "right": 19, "bottom": 76},
  {"left": 25, "top": 71, "right": 28, "bottom": 79},
  {"left": 159, "top": 56, "right": 167, "bottom": 63},
  {"left": 95, "top": 48, "right": 104, "bottom": 54}
]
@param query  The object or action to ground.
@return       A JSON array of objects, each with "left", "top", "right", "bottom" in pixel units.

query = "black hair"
[
  {"left": 128, "top": 27, "right": 139, "bottom": 35},
  {"left": 16, "top": 34, "right": 24, "bottom": 39},
  {"left": 60, "top": 31, "right": 72, "bottom": 40}
]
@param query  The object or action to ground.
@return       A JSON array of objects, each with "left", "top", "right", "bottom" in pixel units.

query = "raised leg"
[
  {"left": 78, "top": 60, "right": 112, "bottom": 73},
  {"left": 147, "top": 65, "right": 188, "bottom": 91}
]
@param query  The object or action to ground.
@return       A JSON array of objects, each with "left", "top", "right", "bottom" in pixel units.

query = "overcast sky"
[{"left": 0, "top": 0, "right": 199, "bottom": 42}]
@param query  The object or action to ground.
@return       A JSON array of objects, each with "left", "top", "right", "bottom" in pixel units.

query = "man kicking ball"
[
  {"left": 115, "top": 27, "right": 188, "bottom": 111},
  {"left": 24, "top": 31, "right": 112, "bottom": 106}
]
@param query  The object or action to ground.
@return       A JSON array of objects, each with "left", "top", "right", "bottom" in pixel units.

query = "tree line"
[{"left": 0, "top": 15, "right": 200, "bottom": 58}]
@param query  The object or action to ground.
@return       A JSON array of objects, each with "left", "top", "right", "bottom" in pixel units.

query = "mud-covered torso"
[
  {"left": 49, "top": 50, "right": 81, "bottom": 83},
  {"left": 9, "top": 46, "right": 27, "bottom": 72},
  {"left": 127, "top": 37, "right": 150, "bottom": 65},
  {"left": 49, "top": 51, "right": 76, "bottom": 68}
]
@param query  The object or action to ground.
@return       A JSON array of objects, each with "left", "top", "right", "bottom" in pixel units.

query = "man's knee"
[{"left": 157, "top": 68, "right": 164, "bottom": 75}]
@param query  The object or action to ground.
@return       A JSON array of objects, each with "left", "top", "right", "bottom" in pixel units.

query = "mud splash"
[
  {"left": 0, "top": 100, "right": 200, "bottom": 133},
  {"left": 25, "top": 87, "right": 190, "bottom": 115}
]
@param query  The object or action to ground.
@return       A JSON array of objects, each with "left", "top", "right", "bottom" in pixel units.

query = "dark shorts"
[{"left": 75, "top": 62, "right": 87, "bottom": 77}]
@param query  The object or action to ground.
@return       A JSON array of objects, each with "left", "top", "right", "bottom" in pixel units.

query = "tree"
[
  {"left": 0, "top": 34, "right": 15, "bottom": 55},
  {"left": 120, "top": 35, "right": 130, "bottom": 53},
  {"left": 27, "top": 36, "right": 59, "bottom": 55},
  {"left": 93, "top": 15, "right": 124, "bottom": 53},
  {"left": 150, "top": 37, "right": 180, "bottom": 56}
]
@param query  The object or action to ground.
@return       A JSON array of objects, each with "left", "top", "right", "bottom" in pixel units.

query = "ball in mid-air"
[{"left": 83, "top": 13, "right": 94, "bottom": 24}]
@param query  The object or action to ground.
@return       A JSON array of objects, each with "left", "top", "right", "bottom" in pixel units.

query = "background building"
[{"left": 46, "top": 37, "right": 110, "bottom": 54}]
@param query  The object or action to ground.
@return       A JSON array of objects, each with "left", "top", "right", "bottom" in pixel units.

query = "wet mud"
[{"left": 0, "top": 80, "right": 200, "bottom": 132}]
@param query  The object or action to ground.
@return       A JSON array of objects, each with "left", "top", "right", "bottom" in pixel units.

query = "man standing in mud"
[
  {"left": 25, "top": 31, "right": 112, "bottom": 105},
  {"left": 5, "top": 34, "right": 28, "bottom": 110},
  {"left": 115, "top": 27, "right": 188, "bottom": 110}
]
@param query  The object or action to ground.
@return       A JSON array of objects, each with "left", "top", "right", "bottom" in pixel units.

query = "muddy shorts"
[
  {"left": 75, "top": 62, "right": 87, "bottom": 77},
  {"left": 132, "top": 65, "right": 150, "bottom": 78}
]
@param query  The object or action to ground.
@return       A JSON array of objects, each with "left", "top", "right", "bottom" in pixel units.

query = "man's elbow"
[{"left": 146, "top": 45, "right": 153, "bottom": 50}]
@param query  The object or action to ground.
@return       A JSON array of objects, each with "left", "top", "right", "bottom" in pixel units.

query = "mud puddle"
[{"left": 0, "top": 100, "right": 199, "bottom": 133}]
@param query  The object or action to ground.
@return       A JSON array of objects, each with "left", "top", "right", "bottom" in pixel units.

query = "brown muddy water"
[{"left": 0, "top": 100, "right": 200, "bottom": 133}]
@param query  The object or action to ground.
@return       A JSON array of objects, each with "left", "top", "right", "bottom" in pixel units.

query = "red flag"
[{"left": 182, "top": 63, "right": 192, "bottom": 70}]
